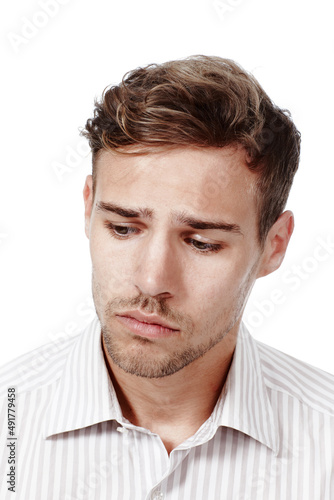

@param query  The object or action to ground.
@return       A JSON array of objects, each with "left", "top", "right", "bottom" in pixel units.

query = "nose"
[{"left": 133, "top": 233, "right": 181, "bottom": 299}]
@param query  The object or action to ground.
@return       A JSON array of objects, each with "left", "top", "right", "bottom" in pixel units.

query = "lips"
[
  {"left": 115, "top": 310, "right": 179, "bottom": 339},
  {"left": 117, "top": 310, "right": 179, "bottom": 330}
]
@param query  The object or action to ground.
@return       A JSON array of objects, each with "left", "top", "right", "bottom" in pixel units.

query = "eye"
[
  {"left": 104, "top": 222, "right": 139, "bottom": 239},
  {"left": 186, "top": 238, "right": 222, "bottom": 254}
]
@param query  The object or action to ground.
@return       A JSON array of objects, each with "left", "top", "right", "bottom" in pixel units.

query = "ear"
[
  {"left": 257, "top": 210, "right": 294, "bottom": 278},
  {"left": 83, "top": 175, "right": 93, "bottom": 239}
]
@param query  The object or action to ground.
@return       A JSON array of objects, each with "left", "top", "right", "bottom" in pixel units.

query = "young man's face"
[{"left": 84, "top": 146, "right": 287, "bottom": 379}]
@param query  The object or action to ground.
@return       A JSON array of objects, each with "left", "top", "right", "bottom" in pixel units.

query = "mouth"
[{"left": 115, "top": 310, "right": 180, "bottom": 339}]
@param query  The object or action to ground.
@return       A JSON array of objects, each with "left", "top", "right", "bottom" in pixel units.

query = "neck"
[{"left": 102, "top": 326, "right": 238, "bottom": 453}]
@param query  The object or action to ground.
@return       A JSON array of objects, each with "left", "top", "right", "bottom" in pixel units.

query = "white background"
[{"left": 1, "top": 0, "right": 333, "bottom": 372}]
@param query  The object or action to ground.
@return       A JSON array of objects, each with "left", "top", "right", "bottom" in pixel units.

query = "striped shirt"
[{"left": 1, "top": 317, "right": 334, "bottom": 499}]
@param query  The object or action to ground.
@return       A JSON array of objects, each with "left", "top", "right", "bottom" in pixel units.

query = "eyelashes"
[
  {"left": 103, "top": 222, "right": 223, "bottom": 254},
  {"left": 104, "top": 222, "right": 139, "bottom": 238},
  {"left": 184, "top": 238, "right": 222, "bottom": 253}
]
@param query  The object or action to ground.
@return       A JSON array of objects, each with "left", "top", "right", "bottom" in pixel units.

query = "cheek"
[
  {"left": 91, "top": 229, "right": 143, "bottom": 298},
  {"left": 189, "top": 267, "right": 233, "bottom": 317},
  {"left": 192, "top": 254, "right": 254, "bottom": 307},
  {"left": 90, "top": 235, "right": 126, "bottom": 296}
]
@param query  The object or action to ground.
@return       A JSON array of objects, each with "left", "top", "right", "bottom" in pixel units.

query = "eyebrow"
[
  {"left": 96, "top": 201, "right": 154, "bottom": 219},
  {"left": 173, "top": 212, "right": 243, "bottom": 234},
  {"left": 96, "top": 201, "right": 243, "bottom": 235}
]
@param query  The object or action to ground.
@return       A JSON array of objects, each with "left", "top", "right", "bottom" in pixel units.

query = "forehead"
[{"left": 94, "top": 146, "right": 258, "bottom": 232}]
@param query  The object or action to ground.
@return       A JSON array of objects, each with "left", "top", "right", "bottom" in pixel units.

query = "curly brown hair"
[{"left": 81, "top": 55, "right": 301, "bottom": 244}]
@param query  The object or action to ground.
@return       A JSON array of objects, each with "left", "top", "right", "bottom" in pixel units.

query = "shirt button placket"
[{"left": 151, "top": 488, "right": 164, "bottom": 500}]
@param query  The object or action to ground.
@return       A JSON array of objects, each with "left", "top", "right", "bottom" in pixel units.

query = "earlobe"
[
  {"left": 83, "top": 175, "right": 93, "bottom": 239},
  {"left": 257, "top": 211, "right": 294, "bottom": 278}
]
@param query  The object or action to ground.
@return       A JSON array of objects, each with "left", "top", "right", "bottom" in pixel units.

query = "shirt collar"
[
  {"left": 43, "top": 317, "right": 123, "bottom": 438},
  {"left": 211, "top": 322, "right": 279, "bottom": 455},
  {"left": 43, "top": 318, "right": 279, "bottom": 454}
]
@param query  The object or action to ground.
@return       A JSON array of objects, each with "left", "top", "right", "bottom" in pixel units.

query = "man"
[{"left": 1, "top": 55, "right": 333, "bottom": 499}]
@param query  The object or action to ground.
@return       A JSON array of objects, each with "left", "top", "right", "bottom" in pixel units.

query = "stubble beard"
[
  {"left": 100, "top": 295, "right": 215, "bottom": 379},
  {"left": 93, "top": 270, "right": 256, "bottom": 379},
  {"left": 102, "top": 320, "right": 232, "bottom": 379},
  {"left": 94, "top": 297, "right": 248, "bottom": 379}
]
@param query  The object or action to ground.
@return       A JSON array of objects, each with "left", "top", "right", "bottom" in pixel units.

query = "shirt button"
[
  {"left": 116, "top": 426, "right": 128, "bottom": 434},
  {"left": 151, "top": 490, "right": 164, "bottom": 500}
]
